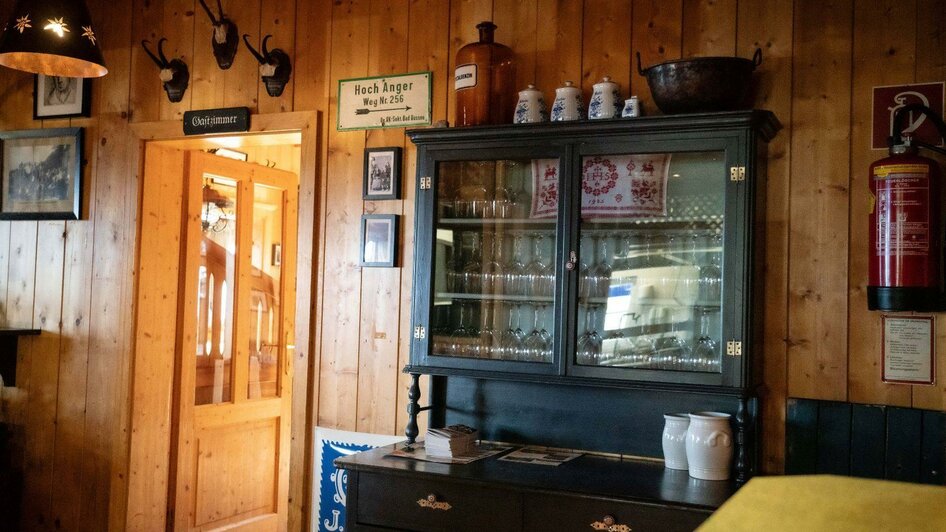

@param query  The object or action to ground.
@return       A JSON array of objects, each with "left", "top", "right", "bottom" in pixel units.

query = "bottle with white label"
[{"left": 454, "top": 21, "right": 516, "bottom": 127}]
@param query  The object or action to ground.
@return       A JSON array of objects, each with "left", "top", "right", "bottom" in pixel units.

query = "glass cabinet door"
[
  {"left": 427, "top": 157, "right": 561, "bottom": 369},
  {"left": 570, "top": 150, "right": 728, "bottom": 379}
]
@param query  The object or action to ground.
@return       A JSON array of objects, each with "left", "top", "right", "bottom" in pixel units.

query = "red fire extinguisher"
[{"left": 868, "top": 104, "right": 946, "bottom": 311}]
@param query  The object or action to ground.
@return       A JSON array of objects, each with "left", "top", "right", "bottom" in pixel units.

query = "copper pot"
[{"left": 636, "top": 48, "right": 762, "bottom": 114}]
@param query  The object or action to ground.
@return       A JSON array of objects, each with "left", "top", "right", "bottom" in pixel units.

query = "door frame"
[{"left": 125, "top": 111, "right": 322, "bottom": 530}]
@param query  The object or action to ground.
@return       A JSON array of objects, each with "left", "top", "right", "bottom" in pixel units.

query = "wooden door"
[{"left": 171, "top": 151, "right": 299, "bottom": 531}]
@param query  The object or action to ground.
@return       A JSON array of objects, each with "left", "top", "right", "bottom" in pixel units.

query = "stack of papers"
[{"left": 424, "top": 425, "right": 478, "bottom": 458}]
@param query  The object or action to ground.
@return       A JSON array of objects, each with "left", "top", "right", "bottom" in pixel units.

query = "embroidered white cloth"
[{"left": 531, "top": 153, "right": 672, "bottom": 218}]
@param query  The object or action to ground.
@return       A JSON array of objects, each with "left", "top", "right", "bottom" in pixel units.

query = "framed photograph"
[
  {"left": 34, "top": 75, "right": 91, "bottom": 119},
  {"left": 360, "top": 214, "right": 399, "bottom": 267},
  {"left": 363, "top": 147, "right": 402, "bottom": 200},
  {"left": 0, "top": 128, "right": 83, "bottom": 220}
]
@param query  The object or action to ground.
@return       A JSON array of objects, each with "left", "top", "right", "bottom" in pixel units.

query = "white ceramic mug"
[
  {"left": 514, "top": 84, "right": 548, "bottom": 123},
  {"left": 685, "top": 412, "right": 733, "bottom": 480},
  {"left": 551, "top": 81, "right": 584, "bottom": 121},
  {"left": 588, "top": 76, "right": 621, "bottom": 119},
  {"left": 662, "top": 413, "right": 690, "bottom": 470}
]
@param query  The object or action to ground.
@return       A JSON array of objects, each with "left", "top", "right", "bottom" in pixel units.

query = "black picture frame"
[
  {"left": 0, "top": 128, "right": 83, "bottom": 220},
  {"left": 360, "top": 214, "right": 398, "bottom": 267},
  {"left": 33, "top": 75, "right": 92, "bottom": 120},
  {"left": 363, "top": 147, "right": 402, "bottom": 200}
]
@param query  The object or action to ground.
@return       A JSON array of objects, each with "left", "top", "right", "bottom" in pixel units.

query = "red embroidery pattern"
[{"left": 582, "top": 157, "right": 618, "bottom": 196}]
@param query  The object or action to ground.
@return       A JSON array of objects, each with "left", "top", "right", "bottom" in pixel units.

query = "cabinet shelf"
[{"left": 438, "top": 217, "right": 557, "bottom": 227}]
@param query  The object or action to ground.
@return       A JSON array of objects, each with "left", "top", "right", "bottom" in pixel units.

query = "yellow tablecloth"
[{"left": 698, "top": 475, "right": 946, "bottom": 532}]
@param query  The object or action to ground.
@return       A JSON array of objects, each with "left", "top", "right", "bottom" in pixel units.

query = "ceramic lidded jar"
[
  {"left": 685, "top": 412, "right": 733, "bottom": 480},
  {"left": 588, "top": 76, "right": 622, "bottom": 119},
  {"left": 513, "top": 84, "right": 548, "bottom": 123},
  {"left": 550, "top": 81, "right": 584, "bottom": 121},
  {"left": 662, "top": 413, "right": 690, "bottom": 470},
  {"left": 454, "top": 21, "right": 517, "bottom": 126}
]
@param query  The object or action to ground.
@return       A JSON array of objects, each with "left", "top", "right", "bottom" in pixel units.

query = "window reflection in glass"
[{"left": 248, "top": 183, "right": 283, "bottom": 399}]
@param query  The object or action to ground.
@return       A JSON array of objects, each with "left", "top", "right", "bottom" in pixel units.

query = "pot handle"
[
  {"left": 636, "top": 51, "right": 646, "bottom": 76},
  {"left": 751, "top": 47, "right": 763, "bottom": 69},
  {"left": 708, "top": 431, "right": 732, "bottom": 448}
]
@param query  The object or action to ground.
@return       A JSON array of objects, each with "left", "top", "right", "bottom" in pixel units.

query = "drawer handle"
[
  {"left": 590, "top": 514, "right": 631, "bottom": 532},
  {"left": 416, "top": 494, "right": 452, "bottom": 511}
]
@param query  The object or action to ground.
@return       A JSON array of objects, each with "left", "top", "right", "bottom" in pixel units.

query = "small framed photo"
[
  {"left": 34, "top": 75, "right": 91, "bottom": 119},
  {"left": 360, "top": 214, "right": 399, "bottom": 267},
  {"left": 0, "top": 128, "right": 83, "bottom": 220},
  {"left": 363, "top": 147, "right": 402, "bottom": 200}
]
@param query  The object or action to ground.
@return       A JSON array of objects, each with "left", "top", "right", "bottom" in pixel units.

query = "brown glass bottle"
[{"left": 454, "top": 21, "right": 516, "bottom": 127}]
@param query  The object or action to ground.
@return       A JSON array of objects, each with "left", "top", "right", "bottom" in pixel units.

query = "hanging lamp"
[{"left": 0, "top": 0, "right": 107, "bottom": 78}]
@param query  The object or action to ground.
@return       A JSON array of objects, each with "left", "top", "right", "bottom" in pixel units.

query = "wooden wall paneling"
[
  {"left": 447, "top": 0, "right": 494, "bottom": 127},
  {"left": 291, "top": 0, "right": 333, "bottom": 112},
  {"left": 257, "top": 0, "right": 296, "bottom": 114},
  {"left": 629, "top": 0, "right": 682, "bottom": 115},
  {"left": 0, "top": 224, "right": 8, "bottom": 326},
  {"left": 814, "top": 401, "right": 852, "bottom": 476},
  {"left": 20, "top": 221, "right": 65, "bottom": 529},
  {"left": 737, "top": 0, "right": 794, "bottom": 474},
  {"left": 784, "top": 398, "right": 818, "bottom": 474},
  {"left": 396, "top": 0, "right": 451, "bottom": 436},
  {"left": 493, "top": 0, "right": 538, "bottom": 95},
  {"left": 786, "top": 0, "right": 853, "bottom": 402},
  {"left": 849, "top": 403, "right": 886, "bottom": 479},
  {"left": 318, "top": 0, "right": 372, "bottom": 431},
  {"left": 51, "top": 219, "right": 94, "bottom": 532},
  {"left": 357, "top": 0, "right": 409, "bottom": 435},
  {"left": 160, "top": 0, "right": 196, "bottom": 120},
  {"left": 681, "top": 0, "right": 736, "bottom": 57},
  {"left": 580, "top": 0, "right": 632, "bottom": 102},
  {"left": 919, "top": 410, "right": 946, "bottom": 484},
  {"left": 130, "top": 0, "right": 164, "bottom": 123},
  {"left": 125, "top": 146, "right": 186, "bottom": 530},
  {"left": 534, "top": 0, "right": 583, "bottom": 106},
  {"left": 884, "top": 406, "right": 922, "bottom": 482},
  {"left": 912, "top": 0, "right": 946, "bottom": 411},
  {"left": 223, "top": 0, "right": 263, "bottom": 111},
  {"left": 847, "top": 1, "right": 915, "bottom": 407},
  {"left": 87, "top": 1, "right": 138, "bottom": 528},
  {"left": 189, "top": 0, "right": 227, "bottom": 110}
]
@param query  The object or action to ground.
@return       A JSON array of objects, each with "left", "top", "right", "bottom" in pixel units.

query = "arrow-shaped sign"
[{"left": 355, "top": 106, "right": 413, "bottom": 115}]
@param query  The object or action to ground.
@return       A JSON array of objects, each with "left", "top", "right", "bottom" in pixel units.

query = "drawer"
[
  {"left": 523, "top": 493, "right": 711, "bottom": 532},
  {"left": 356, "top": 472, "right": 522, "bottom": 532}
]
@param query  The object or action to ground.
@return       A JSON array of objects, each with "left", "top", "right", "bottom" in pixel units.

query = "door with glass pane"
[
  {"left": 171, "top": 151, "right": 298, "bottom": 530},
  {"left": 568, "top": 139, "right": 743, "bottom": 386},
  {"left": 414, "top": 148, "right": 565, "bottom": 375}
]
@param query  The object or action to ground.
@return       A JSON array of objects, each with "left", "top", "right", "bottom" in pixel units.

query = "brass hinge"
[
  {"left": 413, "top": 326, "right": 427, "bottom": 339},
  {"left": 420, "top": 176, "right": 432, "bottom": 190},
  {"left": 726, "top": 340, "right": 743, "bottom": 357},
  {"left": 729, "top": 166, "right": 746, "bottom": 181}
]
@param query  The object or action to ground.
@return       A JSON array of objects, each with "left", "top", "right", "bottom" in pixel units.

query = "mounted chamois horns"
[
  {"left": 197, "top": 0, "right": 239, "bottom": 69},
  {"left": 141, "top": 39, "right": 190, "bottom": 103},
  {"left": 243, "top": 34, "right": 292, "bottom": 97}
]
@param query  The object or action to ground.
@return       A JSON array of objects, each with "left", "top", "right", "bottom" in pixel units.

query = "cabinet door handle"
[
  {"left": 416, "top": 494, "right": 452, "bottom": 511},
  {"left": 566, "top": 250, "right": 578, "bottom": 271},
  {"left": 590, "top": 514, "right": 631, "bottom": 532}
]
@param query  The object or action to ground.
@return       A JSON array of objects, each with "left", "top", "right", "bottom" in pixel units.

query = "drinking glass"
[
  {"left": 589, "top": 235, "right": 613, "bottom": 299},
  {"left": 507, "top": 161, "right": 529, "bottom": 219},
  {"left": 525, "top": 234, "right": 552, "bottom": 298},
  {"left": 503, "top": 235, "right": 526, "bottom": 296},
  {"left": 655, "top": 307, "right": 690, "bottom": 369},
  {"left": 699, "top": 233, "right": 722, "bottom": 304},
  {"left": 498, "top": 304, "right": 527, "bottom": 360},
  {"left": 446, "top": 241, "right": 463, "bottom": 293},
  {"left": 481, "top": 232, "right": 504, "bottom": 293},
  {"left": 577, "top": 305, "right": 603, "bottom": 365},
  {"left": 523, "top": 305, "right": 552, "bottom": 362},
  {"left": 461, "top": 233, "right": 483, "bottom": 294},
  {"left": 476, "top": 303, "right": 501, "bottom": 359},
  {"left": 448, "top": 302, "right": 475, "bottom": 357},
  {"left": 692, "top": 307, "right": 720, "bottom": 372}
]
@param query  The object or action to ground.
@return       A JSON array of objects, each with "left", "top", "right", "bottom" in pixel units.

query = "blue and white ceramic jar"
[
  {"left": 589, "top": 76, "right": 621, "bottom": 119},
  {"left": 551, "top": 81, "right": 584, "bottom": 121},
  {"left": 513, "top": 84, "right": 548, "bottom": 123}
]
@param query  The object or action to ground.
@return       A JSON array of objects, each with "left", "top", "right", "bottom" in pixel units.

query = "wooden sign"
[
  {"left": 337, "top": 71, "right": 432, "bottom": 131},
  {"left": 871, "top": 82, "right": 945, "bottom": 149},
  {"left": 183, "top": 107, "right": 251, "bottom": 136},
  {"left": 882, "top": 315, "right": 935, "bottom": 385}
]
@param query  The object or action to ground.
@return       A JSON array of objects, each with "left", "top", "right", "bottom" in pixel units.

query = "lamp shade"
[{"left": 0, "top": 0, "right": 107, "bottom": 78}]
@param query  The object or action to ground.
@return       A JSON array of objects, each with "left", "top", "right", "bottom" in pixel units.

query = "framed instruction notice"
[{"left": 882, "top": 315, "right": 935, "bottom": 385}]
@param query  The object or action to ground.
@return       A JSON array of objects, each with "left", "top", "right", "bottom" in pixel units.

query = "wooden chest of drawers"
[{"left": 337, "top": 445, "right": 731, "bottom": 532}]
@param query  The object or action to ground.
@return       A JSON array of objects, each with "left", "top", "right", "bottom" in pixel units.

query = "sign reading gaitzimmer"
[
  {"left": 337, "top": 71, "right": 432, "bottom": 131},
  {"left": 183, "top": 107, "right": 251, "bottom": 136}
]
